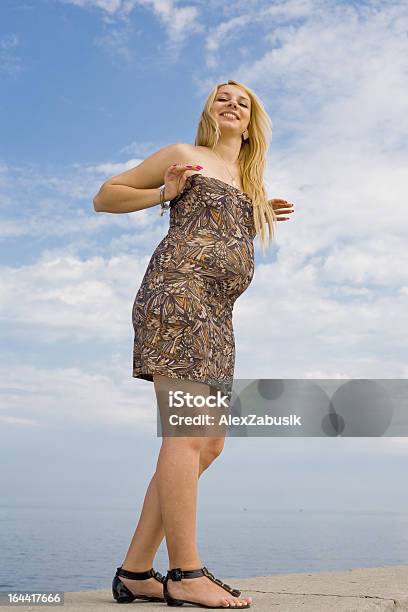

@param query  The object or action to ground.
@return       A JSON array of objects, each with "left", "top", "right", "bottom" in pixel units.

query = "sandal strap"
[
  {"left": 202, "top": 566, "right": 241, "bottom": 597},
  {"left": 166, "top": 566, "right": 241, "bottom": 597},
  {"left": 167, "top": 567, "right": 204, "bottom": 581},
  {"left": 116, "top": 566, "right": 164, "bottom": 583}
]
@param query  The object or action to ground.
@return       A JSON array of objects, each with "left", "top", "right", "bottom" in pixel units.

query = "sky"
[{"left": 1, "top": 0, "right": 408, "bottom": 514}]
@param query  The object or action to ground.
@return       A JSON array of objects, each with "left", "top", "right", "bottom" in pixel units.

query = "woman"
[{"left": 93, "top": 80, "right": 294, "bottom": 609}]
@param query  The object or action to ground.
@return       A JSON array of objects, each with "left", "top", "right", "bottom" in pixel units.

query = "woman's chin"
[{"left": 218, "top": 124, "right": 241, "bottom": 134}]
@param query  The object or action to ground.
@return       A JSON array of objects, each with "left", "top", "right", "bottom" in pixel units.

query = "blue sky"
[{"left": 1, "top": 0, "right": 408, "bottom": 514}]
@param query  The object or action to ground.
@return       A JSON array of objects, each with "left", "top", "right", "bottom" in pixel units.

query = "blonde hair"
[{"left": 194, "top": 80, "right": 277, "bottom": 255}]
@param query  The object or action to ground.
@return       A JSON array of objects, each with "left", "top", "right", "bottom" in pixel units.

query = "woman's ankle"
[
  {"left": 168, "top": 562, "right": 203, "bottom": 571},
  {"left": 121, "top": 559, "right": 155, "bottom": 572}
]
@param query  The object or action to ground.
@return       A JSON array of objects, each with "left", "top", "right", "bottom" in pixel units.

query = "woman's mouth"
[{"left": 220, "top": 112, "right": 239, "bottom": 120}]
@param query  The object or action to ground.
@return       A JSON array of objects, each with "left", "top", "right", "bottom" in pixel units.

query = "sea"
[{"left": 1, "top": 504, "right": 407, "bottom": 593}]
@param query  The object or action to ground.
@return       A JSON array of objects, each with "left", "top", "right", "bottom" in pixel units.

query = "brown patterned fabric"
[{"left": 132, "top": 173, "right": 256, "bottom": 402}]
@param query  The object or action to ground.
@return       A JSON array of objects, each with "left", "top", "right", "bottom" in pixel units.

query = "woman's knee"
[
  {"left": 160, "top": 435, "right": 207, "bottom": 455},
  {"left": 201, "top": 436, "right": 225, "bottom": 467},
  {"left": 160, "top": 436, "right": 224, "bottom": 458}
]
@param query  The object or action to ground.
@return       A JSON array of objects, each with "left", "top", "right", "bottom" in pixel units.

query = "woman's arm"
[
  {"left": 93, "top": 184, "right": 163, "bottom": 214},
  {"left": 93, "top": 143, "right": 188, "bottom": 214}
]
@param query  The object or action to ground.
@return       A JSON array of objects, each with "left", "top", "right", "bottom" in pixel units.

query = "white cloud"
[
  {"left": 60, "top": 0, "right": 204, "bottom": 54},
  {"left": 0, "top": 253, "right": 150, "bottom": 342},
  {"left": 0, "top": 33, "right": 22, "bottom": 76},
  {"left": 204, "top": 14, "right": 253, "bottom": 69},
  {"left": 0, "top": 362, "right": 158, "bottom": 428}
]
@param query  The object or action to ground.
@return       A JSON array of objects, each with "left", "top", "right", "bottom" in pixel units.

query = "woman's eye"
[{"left": 218, "top": 98, "right": 248, "bottom": 108}]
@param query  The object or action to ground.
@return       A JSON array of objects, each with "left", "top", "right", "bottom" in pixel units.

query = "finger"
[
  {"left": 275, "top": 210, "right": 294, "bottom": 216},
  {"left": 273, "top": 203, "right": 294, "bottom": 210},
  {"left": 271, "top": 198, "right": 295, "bottom": 204},
  {"left": 170, "top": 163, "right": 203, "bottom": 172}
]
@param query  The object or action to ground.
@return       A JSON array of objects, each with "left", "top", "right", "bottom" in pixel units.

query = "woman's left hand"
[{"left": 269, "top": 198, "right": 295, "bottom": 221}]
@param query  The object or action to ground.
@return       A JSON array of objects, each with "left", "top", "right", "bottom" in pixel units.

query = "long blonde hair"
[{"left": 194, "top": 80, "right": 277, "bottom": 255}]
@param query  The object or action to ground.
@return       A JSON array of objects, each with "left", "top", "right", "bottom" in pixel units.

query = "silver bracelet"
[{"left": 159, "top": 185, "right": 170, "bottom": 216}]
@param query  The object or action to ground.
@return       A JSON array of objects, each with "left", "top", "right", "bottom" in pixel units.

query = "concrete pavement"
[{"left": 17, "top": 564, "right": 408, "bottom": 611}]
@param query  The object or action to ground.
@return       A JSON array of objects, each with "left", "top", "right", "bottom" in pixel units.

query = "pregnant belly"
[
  {"left": 170, "top": 233, "right": 254, "bottom": 303},
  {"left": 175, "top": 232, "right": 253, "bottom": 276}
]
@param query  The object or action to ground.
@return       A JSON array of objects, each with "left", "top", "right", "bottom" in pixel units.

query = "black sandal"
[
  {"left": 163, "top": 566, "right": 251, "bottom": 608},
  {"left": 112, "top": 565, "right": 165, "bottom": 603}
]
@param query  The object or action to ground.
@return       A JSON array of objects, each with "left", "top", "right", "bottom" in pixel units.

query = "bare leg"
[
  {"left": 119, "top": 374, "right": 251, "bottom": 607},
  {"left": 155, "top": 375, "right": 251, "bottom": 607},
  {"left": 117, "top": 378, "right": 218, "bottom": 599},
  {"left": 121, "top": 461, "right": 211, "bottom": 571},
  {"left": 121, "top": 375, "right": 220, "bottom": 572}
]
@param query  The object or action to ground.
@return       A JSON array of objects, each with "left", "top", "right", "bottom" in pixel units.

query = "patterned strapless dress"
[{"left": 132, "top": 173, "right": 256, "bottom": 402}]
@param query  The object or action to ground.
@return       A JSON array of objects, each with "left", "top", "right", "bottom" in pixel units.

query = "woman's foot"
[
  {"left": 166, "top": 575, "right": 252, "bottom": 608},
  {"left": 117, "top": 574, "right": 164, "bottom": 598}
]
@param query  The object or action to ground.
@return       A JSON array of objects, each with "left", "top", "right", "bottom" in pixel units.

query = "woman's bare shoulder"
[
  {"left": 172, "top": 143, "right": 209, "bottom": 164},
  {"left": 182, "top": 143, "right": 210, "bottom": 153},
  {"left": 177, "top": 143, "right": 206, "bottom": 154}
]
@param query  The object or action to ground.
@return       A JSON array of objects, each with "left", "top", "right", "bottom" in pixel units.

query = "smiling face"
[{"left": 211, "top": 84, "right": 251, "bottom": 134}]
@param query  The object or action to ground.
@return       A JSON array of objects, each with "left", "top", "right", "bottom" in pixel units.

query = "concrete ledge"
[{"left": 20, "top": 565, "right": 408, "bottom": 611}]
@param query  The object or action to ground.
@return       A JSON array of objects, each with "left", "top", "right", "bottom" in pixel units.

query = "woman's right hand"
[{"left": 163, "top": 163, "right": 203, "bottom": 201}]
